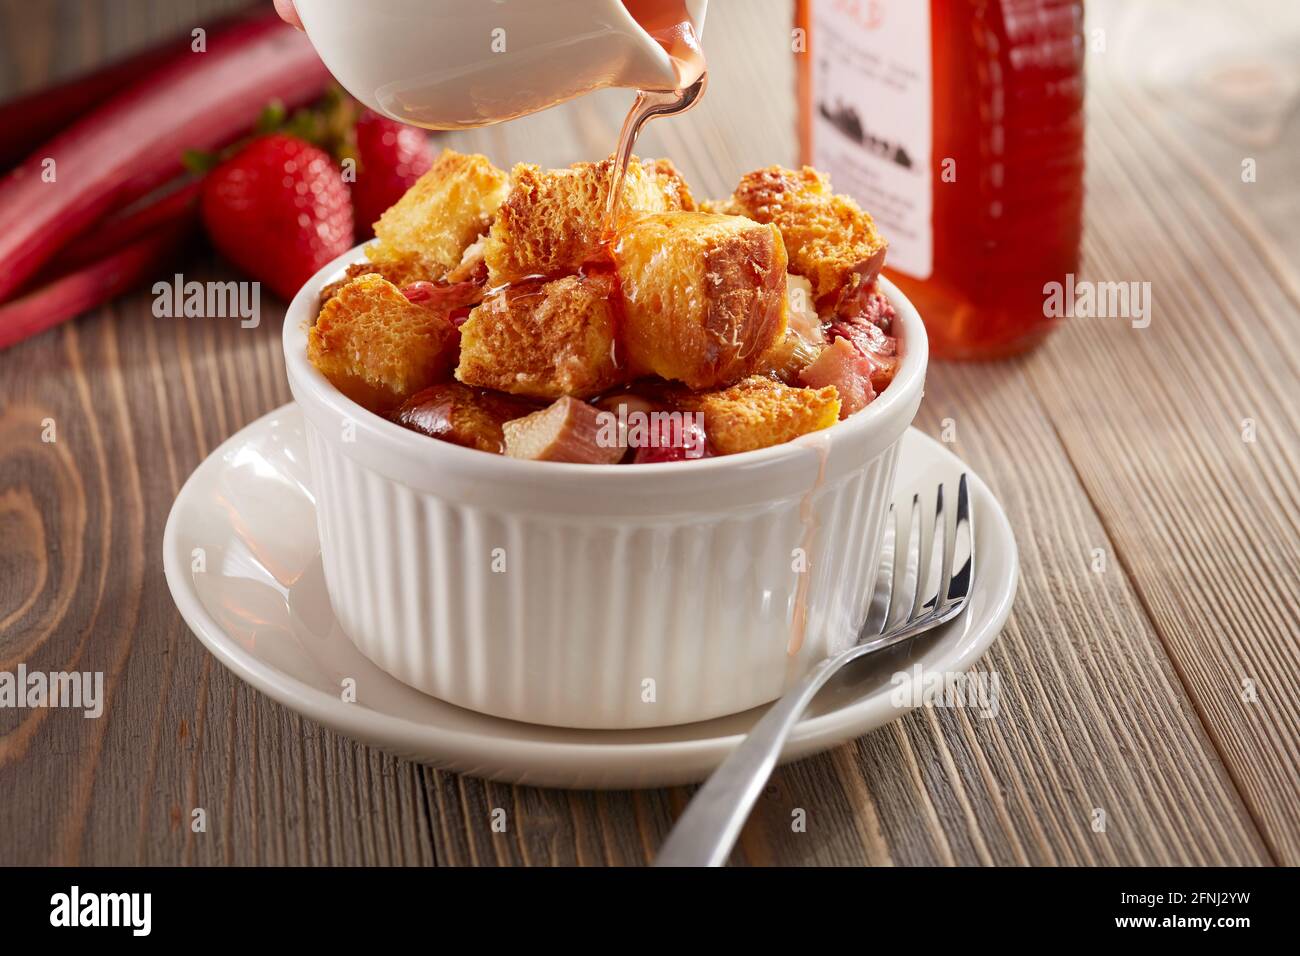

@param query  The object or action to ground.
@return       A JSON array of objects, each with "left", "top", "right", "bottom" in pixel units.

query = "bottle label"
[{"left": 809, "top": 0, "right": 932, "bottom": 279}]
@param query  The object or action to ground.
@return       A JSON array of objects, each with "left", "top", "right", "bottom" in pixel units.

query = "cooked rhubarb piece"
[
  {"left": 834, "top": 281, "right": 896, "bottom": 332},
  {"left": 484, "top": 156, "right": 694, "bottom": 284},
  {"left": 785, "top": 275, "right": 825, "bottom": 341},
  {"left": 613, "top": 211, "right": 788, "bottom": 390},
  {"left": 307, "top": 274, "right": 459, "bottom": 412},
  {"left": 631, "top": 415, "right": 711, "bottom": 463},
  {"left": 593, "top": 392, "right": 660, "bottom": 420},
  {"left": 672, "top": 375, "right": 839, "bottom": 455},
  {"left": 592, "top": 391, "right": 711, "bottom": 462},
  {"left": 707, "top": 165, "right": 886, "bottom": 312},
  {"left": 390, "top": 382, "right": 536, "bottom": 454},
  {"left": 369, "top": 150, "right": 510, "bottom": 284},
  {"left": 397, "top": 279, "right": 484, "bottom": 314},
  {"left": 799, "top": 337, "right": 876, "bottom": 418},
  {"left": 502, "top": 397, "right": 626, "bottom": 464},
  {"left": 761, "top": 330, "right": 813, "bottom": 384},
  {"left": 827, "top": 298, "right": 900, "bottom": 393},
  {"left": 456, "top": 273, "right": 625, "bottom": 399},
  {"left": 759, "top": 274, "right": 827, "bottom": 382}
]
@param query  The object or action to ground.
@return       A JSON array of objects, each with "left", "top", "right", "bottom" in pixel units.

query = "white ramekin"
[{"left": 284, "top": 247, "right": 928, "bottom": 729}]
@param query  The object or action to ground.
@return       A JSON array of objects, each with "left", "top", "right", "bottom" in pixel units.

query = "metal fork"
[{"left": 654, "top": 474, "right": 974, "bottom": 867}]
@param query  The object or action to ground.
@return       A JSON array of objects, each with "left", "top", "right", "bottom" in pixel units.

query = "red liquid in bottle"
[{"left": 797, "top": 0, "right": 1085, "bottom": 359}]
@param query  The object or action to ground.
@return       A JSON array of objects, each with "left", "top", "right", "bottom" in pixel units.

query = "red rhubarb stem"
[
  {"left": 0, "top": 19, "right": 330, "bottom": 303},
  {"left": 54, "top": 178, "right": 204, "bottom": 273},
  {"left": 0, "top": 220, "right": 195, "bottom": 351}
]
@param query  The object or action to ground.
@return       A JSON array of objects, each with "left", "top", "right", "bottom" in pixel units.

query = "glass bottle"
[{"left": 796, "top": 0, "right": 1086, "bottom": 359}]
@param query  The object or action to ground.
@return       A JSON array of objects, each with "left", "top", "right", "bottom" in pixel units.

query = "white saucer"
[{"left": 163, "top": 405, "right": 1017, "bottom": 789}]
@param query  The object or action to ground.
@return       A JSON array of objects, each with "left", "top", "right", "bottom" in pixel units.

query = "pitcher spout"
[{"left": 613, "top": 0, "right": 709, "bottom": 91}]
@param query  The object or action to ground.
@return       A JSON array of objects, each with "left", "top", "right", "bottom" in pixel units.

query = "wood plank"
[
  {"left": 0, "top": 241, "right": 437, "bottom": 864},
  {"left": 1, "top": 0, "right": 1293, "bottom": 867},
  {"left": 1012, "top": 0, "right": 1300, "bottom": 863},
  {"left": 716, "top": 360, "right": 1270, "bottom": 866},
  {"left": 425, "top": 353, "right": 1272, "bottom": 865},
  {"left": 0, "top": 1, "right": 436, "bottom": 866}
]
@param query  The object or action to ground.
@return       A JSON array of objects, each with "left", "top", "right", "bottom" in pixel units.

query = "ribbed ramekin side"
[{"left": 304, "top": 425, "right": 903, "bottom": 729}]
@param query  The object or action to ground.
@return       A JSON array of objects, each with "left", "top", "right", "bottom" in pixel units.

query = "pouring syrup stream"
[
  {"left": 602, "top": 76, "right": 707, "bottom": 235},
  {"left": 603, "top": 1, "right": 708, "bottom": 236}
]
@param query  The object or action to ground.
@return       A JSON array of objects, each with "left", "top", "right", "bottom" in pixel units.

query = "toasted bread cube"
[
  {"left": 370, "top": 149, "right": 509, "bottom": 282},
  {"left": 710, "top": 166, "right": 886, "bottom": 310},
  {"left": 307, "top": 274, "right": 459, "bottom": 412},
  {"left": 613, "top": 211, "right": 788, "bottom": 390},
  {"left": 455, "top": 273, "right": 625, "bottom": 399},
  {"left": 320, "top": 259, "right": 433, "bottom": 305},
  {"left": 390, "top": 382, "right": 537, "bottom": 454},
  {"left": 503, "top": 397, "right": 626, "bottom": 464},
  {"left": 647, "top": 157, "right": 695, "bottom": 210},
  {"left": 673, "top": 375, "right": 840, "bottom": 455},
  {"left": 484, "top": 156, "right": 695, "bottom": 284}
]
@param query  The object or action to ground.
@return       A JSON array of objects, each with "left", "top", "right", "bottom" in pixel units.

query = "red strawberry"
[
  {"left": 200, "top": 133, "right": 353, "bottom": 300},
  {"left": 351, "top": 111, "right": 435, "bottom": 239}
]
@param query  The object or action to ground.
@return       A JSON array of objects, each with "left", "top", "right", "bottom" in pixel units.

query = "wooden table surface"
[{"left": 1, "top": 0, "right": 1296, "bottom": 866}]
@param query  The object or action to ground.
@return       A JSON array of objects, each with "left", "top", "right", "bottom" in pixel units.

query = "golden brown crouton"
[
  {"left": 370, "top": 149, "right": 509, "bottom": 282},
  {"left": 646, "top": 157, "right": 696, "bottom": 211},
  {"left": 320, "top": 259, "right": 432, "bottom": 305},
  {"left": 455, "top": 272, "right": 625, "bottom": 400},
  {"left": 483, "top": 155, "right": 695, "bottom": 284},
  {"left": 710, "top": 165, "right": 886, "bottom": 310},
  {"left": 389, "top": 382, "right": 538, "bottom": 454},
  {"left": 672, "top": 375, "right": 840, "bottom": 455},
  {"left": 613, "top": 211, "right": 788, "bottom": 390},
  {"left": 307, "top": 274, "right": 459, "bottom": 412}
]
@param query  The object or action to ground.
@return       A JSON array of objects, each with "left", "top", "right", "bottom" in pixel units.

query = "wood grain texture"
[
  {"left": 1023, "top": 0, "right": 1300, "bottom": 863},
  {"left": 0, "top": 0, "right": 1296, "bottom": 866}
]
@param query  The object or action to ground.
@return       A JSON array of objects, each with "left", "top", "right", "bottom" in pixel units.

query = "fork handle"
[
  {"left": 654, "top": 620, "right": 941, "bottom": 867},
  {"left": 653, "top": 655, "right": 841, "bottom": 867}
]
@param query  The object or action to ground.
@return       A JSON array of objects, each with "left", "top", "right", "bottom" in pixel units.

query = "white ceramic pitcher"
[{"left": 294, "top": 0, "right": 708, "bottom": 130}]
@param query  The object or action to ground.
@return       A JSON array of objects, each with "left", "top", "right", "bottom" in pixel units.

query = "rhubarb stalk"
[
  {"left": 53, "top": 179, "right": 203, "bottom": 273},
  {"left": 0, "top": 219, "right": 195, "bottom": 350},
  {"left": 0, "top": 19, "right": 330, "bottom": 303}
]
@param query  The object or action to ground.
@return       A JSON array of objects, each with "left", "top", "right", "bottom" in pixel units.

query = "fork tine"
[
  {"left": 944, "top": 473, "right": 974, "bottom": 608},
  {"left": 898, "top": 492, "right": 923, "bottom": 626},
  {"left": 862, "top": 504, "right": 896, "bottom": 636},
  {"left": 915, "top": 484, "right": 944, "bottom": 620}
]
